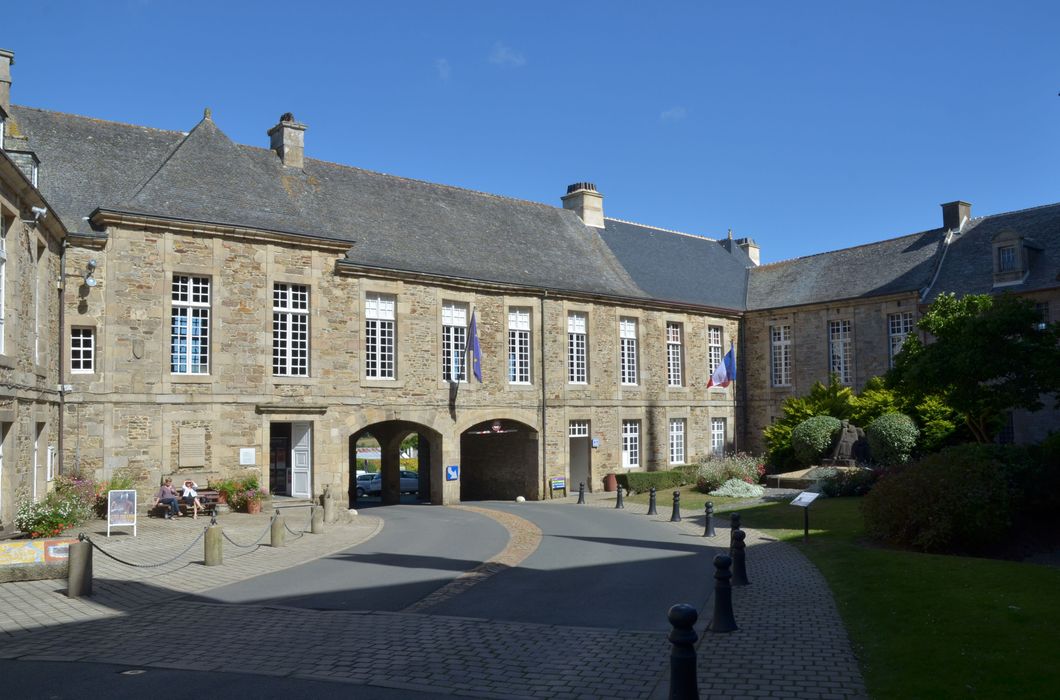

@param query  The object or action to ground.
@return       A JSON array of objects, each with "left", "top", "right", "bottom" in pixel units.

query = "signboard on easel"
[{"left": 107, "top": 489, "right": 137, "bottom": 537}]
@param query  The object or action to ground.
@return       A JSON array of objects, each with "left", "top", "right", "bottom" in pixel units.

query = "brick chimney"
[
  {"left": 267, "top": 112, "right": 307, "bottom": 169},
  {"left": 0, "top": 49, "right": 13, "bottom": 116},
  {"left": 562, "top": 182, "right": 604, "bottom": 228},
  {"left": 941, "top": 201, "right": 971, "bottom": 231}
]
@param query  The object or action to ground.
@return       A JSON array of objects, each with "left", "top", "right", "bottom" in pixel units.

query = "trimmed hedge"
[
  {"left": 866, "top": 412, "right": 918, "bottom": 466},
  {"left": 791, "top": 416, "right": 842, "bottom": 466},
  {"left": 616, "top": 464, "right": 697, "bottom": 493}
]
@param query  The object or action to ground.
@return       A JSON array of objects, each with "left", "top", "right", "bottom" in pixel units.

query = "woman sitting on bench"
[{"left": 182, "top": 480, "right": 205, "bottom": 519}]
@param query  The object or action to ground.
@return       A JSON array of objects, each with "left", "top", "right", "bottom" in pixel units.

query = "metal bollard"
[
  {"left": 667, "top": 603, "right": 700, "bottom": 700},
  {"left": 731, "top": 529, "right": 750, "bottom": 586},
  {"left": 703, "top": 502, "right": 715, "bottom": 537},
  {"left": 270, "top": 512, "right": 286, "bottom": 547},
  {"left": 311, "top": 505, "right": 325, "bottom": 534},
  {"left": 323, "top": 484, "right": 336, "bottom": 524},
  {"left": 707, "top": 554, "right": 738, "bottom": 633},
  {"left": 670, "top": 490, "right": 682, "bottom": 522},
  {"left": 615, "top": 484, "right": 625, "bottom": 509},
  {"left": 647, "top": 487, "right": 658, "bottom": 515},
  {"left": 729, "top": 512, "right": 741, "bottom": 554},
  {"left": 204, "top": 524, "right": 223, "bottom": 566},
  {"left": 577, "top": 482, "right": 586, "bottom": 505},
  {"left": 67, "top": 534, "right": 93, "bottom": 598}
]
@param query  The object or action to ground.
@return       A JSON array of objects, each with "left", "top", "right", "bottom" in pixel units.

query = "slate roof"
[
  {"left": 598, "top": 218, "right": 752, "bottom": 310},
  {"left": 924, "top": 202, "right": 1060, "bottom": 301},
  {"left": 746, "top": 228, "right": 947, "bottom": 310},
  {"left": 10, "top": 106, "right": 657, "bottom": 300}
]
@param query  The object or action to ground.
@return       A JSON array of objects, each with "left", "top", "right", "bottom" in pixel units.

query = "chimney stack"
[
  {"left": 941, "top": 201, "right": 971, "bottom": 231},
  {"left": 562, "top": 182, "right": 604, "bottom": 228},
  {"left": 0, "top": 49, "right": 14, "bottom": 116},
  {"left": 267, "top": 112, "right": 307, "bottom": 169},
  {"left": 736, "top": 237, "right": 760, "bottom": 266}
]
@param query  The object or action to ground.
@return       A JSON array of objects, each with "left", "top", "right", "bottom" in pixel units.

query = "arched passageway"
[
  {"left": 349, "top": 421, "right": 441, "bottom": 506},
  {"left": 460, "top": 419, "right": 539, "bottom": 500}
]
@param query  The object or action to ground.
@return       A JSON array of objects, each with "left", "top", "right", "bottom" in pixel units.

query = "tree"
[{"left": 888, "top": 293, "right": 1060, "bottom": 443}]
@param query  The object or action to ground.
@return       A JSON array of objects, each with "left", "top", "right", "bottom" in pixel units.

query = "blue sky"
[{"left": 7, "top": 1, "right": 1060, "bottom": 263}]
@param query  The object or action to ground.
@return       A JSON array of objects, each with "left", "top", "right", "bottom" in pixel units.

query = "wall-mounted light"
[{"left": 84, "top": 259, "right": 97, "bottom": 288}]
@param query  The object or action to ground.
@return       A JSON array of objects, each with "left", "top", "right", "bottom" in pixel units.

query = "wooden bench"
[{"left": 149, "top": 490, "right": 220, "bottom": 519}]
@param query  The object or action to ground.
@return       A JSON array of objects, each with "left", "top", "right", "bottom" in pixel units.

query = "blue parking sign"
[{"left": 446, "top": 465, "right": 459, "bottom": 481}]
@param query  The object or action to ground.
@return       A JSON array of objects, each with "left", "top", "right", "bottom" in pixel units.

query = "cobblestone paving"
[{"left": 0, "top": 495, "right": 868, "bottom": 699}]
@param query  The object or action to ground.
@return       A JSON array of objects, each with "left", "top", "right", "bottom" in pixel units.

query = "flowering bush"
[
  {"left": 230, "top": 487, "right": 267, "bottom": 512},
  {"left": 15, "top": 474, "right": 95, "bottom": 537},
  {"left": 93, "top": 472, "right": 136, "bottom": 518},
  {"left": 694, "top": 453, "right": 765, "bottom": 493},
  {"left": 709, "top": 478, "right": 765, "bottom": 498}
]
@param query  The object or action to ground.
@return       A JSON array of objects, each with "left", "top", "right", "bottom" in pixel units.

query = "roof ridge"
[
  {"left": 12, "top": 104, "right": 186, "bottom": 136},
  {"left": 755, "top": 227, "right": 944, "bottom": 269},
  {"left": 121, "top": 118, "right": 215, "bottom": 203},
  {"left": 978, "top": 199, "right": 1060, "bottom": 220},
  {"left": 604, "top": 216, "right": 719, "bottom": 241}
]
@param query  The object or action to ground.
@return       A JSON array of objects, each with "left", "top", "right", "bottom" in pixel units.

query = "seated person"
[
  {"left": 182, "top": 480, "right": 205, "bottom": 519},
  {"left": 152, "top": 478, "right": 181, "bottom": 519}
]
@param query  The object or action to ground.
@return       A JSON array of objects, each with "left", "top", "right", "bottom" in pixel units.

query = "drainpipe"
[
  {"left": 540, "top": 292, "right": 547, "bottom": 500},
  {"left": 57, "top": 240, "right": 66, "bottom": 475}
]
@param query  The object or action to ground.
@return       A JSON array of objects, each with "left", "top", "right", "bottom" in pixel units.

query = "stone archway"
[
  {"left": 459, "top": 419, "right": 539, "bottom": 501},
  {"left": 349, "top": 420, "right": 443, "bottom": 506}
]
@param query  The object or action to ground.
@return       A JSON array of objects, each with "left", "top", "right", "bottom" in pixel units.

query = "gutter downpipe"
[
  {"left": 540, "top": 292, "right": 547, "bottom": 500},
  {"left": 57, "top": 240, "right": 66, "bottom": 475}
]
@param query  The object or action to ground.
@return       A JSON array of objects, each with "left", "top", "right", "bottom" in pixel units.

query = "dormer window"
[
  {"left": 997, "top": 245, "right": 1017, "bottom": 272},
  {"left": 991, "top": 229, "right": 1037, "bottom": 287}
]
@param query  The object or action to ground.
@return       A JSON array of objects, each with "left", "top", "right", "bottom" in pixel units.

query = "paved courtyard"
[{"left": 0, "top": 496, "right": 867, "bottom": 699}]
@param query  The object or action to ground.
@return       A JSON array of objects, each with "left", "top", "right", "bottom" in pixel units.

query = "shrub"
[
  {"left": 709, "top": 478, "right": 764, "bottom": 498},
  {"left": 229, "top": 487, "right": 268, "bottom": 512},
  {"left": 212, "top": 475, "right": 260, "bottom": 504},
  {"left": 866, "top": 412, "right": 919, "bottom": 466},
  {"left": 15, "top": 475, "right": 95, "bottom": 537},
  {"left": 862, "top": 444, "right": 1024, "bottom": 553},
  {"left": 791, "top": 416, "right": 842, "bottom": 467},
  {"left": 93, "top": 472, "right": 137, "bottom": 518},
  {"left": 820, "top": 468, "right": 879, "bottom": 497},
  {"left": 693, "top": 453, "right": 765, "bottom": 493},
  {"left": 617, "top": 470, "right": 685, "bottom": 494}
]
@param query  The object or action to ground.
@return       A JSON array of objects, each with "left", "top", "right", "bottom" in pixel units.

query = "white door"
[{"left": 291, "top": 422, "right": 312, "bottom": 498}]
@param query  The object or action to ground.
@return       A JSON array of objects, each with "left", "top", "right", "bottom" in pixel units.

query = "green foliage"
[
  {"left": 693, "top": 453, "right": 765, "bottom": 492},
  {"left": 616, "top": 469, "right": 686, "bottom": 493},
  {"left": 93, "top": 471, "right": 137, "bottom": 518},
  {"left": 820, "top": 468, "right": 879, "bottom": 497},
  {"left": 791, "top": 415, "right": 842, "bottom": 467},
  {"left": 888, "top": 293, "right": 1060, "bottom": 443},
  {"left": 764, "top": 376, "right": 854, "bottom": 468},
  {"left": 865, "top": 413, "right": 919, "bottom": 466},
  {"left": 861, "top": 444, "right": 1049, "bottom": 553},
  {"left": 229, "top": 487, "right": 268, "bottom": 512},
  {"left": 212, "top": 475, "right": 260, "bottom": 504},
  {"left": 848, "top": 377, "right": 901, "bottom": 425},
  {"left": 16, "top": 474, "right": 95, "bottom": 537},
  {"left": 709, "top": 478, "right": 765, "bottom": 498}
]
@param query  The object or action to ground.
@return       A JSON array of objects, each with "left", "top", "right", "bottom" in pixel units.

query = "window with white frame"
[
  {"left": 46, "top": 445, "right": 55, "bottom": 482},
  {"left": 0, "top": 214, "right": 7, "bottom": 355},
  {"left": 365, "top": 293, "right": 396, "bottom": 380},
  {"left": 666, "top": 322, "right": 683, "bottom": 387},
  {"left": 442, "top": 301, "right": 468, "bottom": 382},
  {"left": 619, "top": 317, "right": 638, "bottom": 385},
  {"left": 508, "top": 307, "right": 531, "bottom": 384},
  {"left": 273, "top": 283, "right": 309, "bottom": 376},
  {"left": 171, "top": 275, "right": 210, "bottom": 374},
  {"left": 711, "top": 418, "right": 726, "bottom": 456},
  {"left": 770, "top": 324, "right": 791, "bottom": 387},
  {"left": 708, "top": 325, "right": 723, "bottom": 375},
  {"left": 569, "top": 420, "right": 589, "bottom": 438},
  {"left": 829, "top": 319, "right": 852, "bottom": 384},
  {"left": 887, "top": 312, "right": 914, "bottom": 367},
  {"left": 567, "top": 312, "right": 587, "bottom": 384},
  {"left": 71, "top": 327, "right": 95, "bottom": 373},
  {"left": 669, "top": 418, "right": 686, "bottom": 464},
  {"left": 998, "top": 245, "right": 1018, "bottom": 272},
  {"left": 621, "top": 419, "right": 640, "bottom": 468}
]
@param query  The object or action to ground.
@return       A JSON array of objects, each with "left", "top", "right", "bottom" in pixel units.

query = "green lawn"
[{"left": 737, "top": 498, "right": 1060, "bottom": 699}]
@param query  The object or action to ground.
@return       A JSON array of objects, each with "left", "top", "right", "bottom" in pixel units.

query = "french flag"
[{"left": 707, "top": 342, "right": 736, "bottom": 389}]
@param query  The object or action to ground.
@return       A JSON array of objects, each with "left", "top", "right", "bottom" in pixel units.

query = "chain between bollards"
[
  {"left": 667, "top": 603, "right": 700, "bottom": 699},
  {"left": 615, "top": 484, "right": 625, "bottom": 509},
  {"left": 707, "top": 554, "right": 738, "bottom": 633},
  {"left": 670, "top": 490, "right": 681, "bottom": 522},
  {"left": 577, "top": 482, "right": 586, "bottom": 505},
  {"left": 647, "top": 487, "right": 658, "bottom": 515},
  {"left": 731, "top": 529, "right": 750, "bottom": 586},
  {"left": 703, "top": 502, "right": 715, "bottom": 537}
]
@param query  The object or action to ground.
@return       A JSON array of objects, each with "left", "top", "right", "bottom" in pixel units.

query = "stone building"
[{"left": 0, "top": 51, "right": 67, "bottom": 532}]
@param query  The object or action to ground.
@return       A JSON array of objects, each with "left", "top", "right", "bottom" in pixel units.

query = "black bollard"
[
  {"left": 577, "top": 482, "right": 586, "bottom": 505},
  {"left": 647, "top": 487, "right": 658, "bottom": 515},
  {"left": 667, "top": 604, "right": 700, "bottom": 700},
  {"left": 729, "top": 512, "right": 741, "bottom": 554},
  {"left": 615, "top": 485, "right": 625, "bottom": 509},
  {"left": 707, "top": 554, "right": 738, "bottom": 633},
  {"left": 670, "top": 490, "right": 682, "bottom": 522},
  {"left": 731, "top": 529, "right": 750, "bottom": 586},
  {"left": 703, "top": 502, "right": 715, "bottom": 537}
]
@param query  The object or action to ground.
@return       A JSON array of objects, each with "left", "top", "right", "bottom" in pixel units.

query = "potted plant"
[{"left": 231, "top": 487, "right": 266, "bottom": 514}]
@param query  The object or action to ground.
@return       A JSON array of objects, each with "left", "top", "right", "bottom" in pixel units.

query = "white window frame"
[
  {"left": 619, "top": 318, "right": 638, "bottom": 386},
  {"left": 829, "top": 319, "right": 853, "bottom": 385},
  {"left": 621, "top": 419, "right": 640, "bottom": 468},
  {"left": 442, "top": 301, "right": 468, "bottom": 382},
  {"left": 997, "top": 245, "right": 1018, "bottom": 272},
  {"left": 567, "top": 312, "right": 587, "bottom": 384},
  {"left": 569, "top": 420, "right": 589, "bottom": 438},
  {"left": 770, "top": 324, "right": 791, "bottom": 387},
  {"left": 273, "top": 283, "right": 310, "bottom": 377},
  {"left": 711, "top": 418, "right": 726, "bottom": 457},
  {"left": 666, "top": 322, "right": 683, "bottom": 387},
  {"left": 669, "top": 418, "right": 686, "bottom": 465},
  {"left": 71, "top": 327, "right": 95, "bottom": 374},
  {"left": 171, "top": 275, "right": 211, "bottom": 375},
  {"left": 508, "top": 307, "right": 531, "bottom": 384},
  {"left": 365, "top": 293, "right": 396, "bottom": 380},
  {"left": 708, "top": 325, "right": 724, "bottom": 376},
  {"left": 0, "top": 215, "right": 7, "bottom": 356},
  {"left": 887, "top": 312, "right": 914, "bottom": 367}
]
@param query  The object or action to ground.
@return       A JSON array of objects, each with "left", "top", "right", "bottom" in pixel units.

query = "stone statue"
[{"left": 830, "top": 420, "right": 864, "bottom": 465}]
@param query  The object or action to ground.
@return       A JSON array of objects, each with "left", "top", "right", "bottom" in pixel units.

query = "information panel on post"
[{"left": 790, "top": 491, "right": 821, "bottom": 508}]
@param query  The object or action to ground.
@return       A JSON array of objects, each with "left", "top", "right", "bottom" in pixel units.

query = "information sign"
[
  {"left": 107, "top": 489, "right": 138, "bottom": 537},
  {"left": 790, "top": 491, "right": 821, "bottom": 508},
  {"left": 445, "top": 465, "right": 460, "bottom": 481}
]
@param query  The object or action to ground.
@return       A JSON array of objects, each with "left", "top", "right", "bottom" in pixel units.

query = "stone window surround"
[
  {"left": 828, "top": 318, "right": 853, "bottom": 385},
  {"left": 364, "top": 291, "right": 397, "bottom": 381},
  {"left": 669, "top": 417, "right": 686, "bottom": 465},
  {"left": 770, "top": 321, "right": 793, "bottom": 387},
  {"left": 567, "top": 310, "right": 589, "bottom": 385},
  {"left": 434, "top": 289, "right": 475, "bottom": 389},
  {"left": 360, "top": 281, "right": 405, "bottom": 388},
  {"left": 621, "top": 418, "right": 640, "bottom": 469},
  {"left": 665, "top": 319, "right": 684, "bottom": 389},
  {"left": 169, "top": 272, "right": 211, "bottom": 376},
  {"left": 618, "top": 315, "right": 639, "bottom": 387},
  {"left": 711, "top": 416, "right": 727, "bottom": 456},
  {"left": 70, "top": 326, "right": 95, "bottom": 374},
  {"left": 508, "top": 306, "right": 532, "bottom": 385},
  {"left": 441, "top": 299, "right": 469, "bottom": 383},
  {"left": 503, "top": 297, "right": 539, "bottom": 389},
  {"left": 272, "top": 281, "right": 310, "bottom": 378}
]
